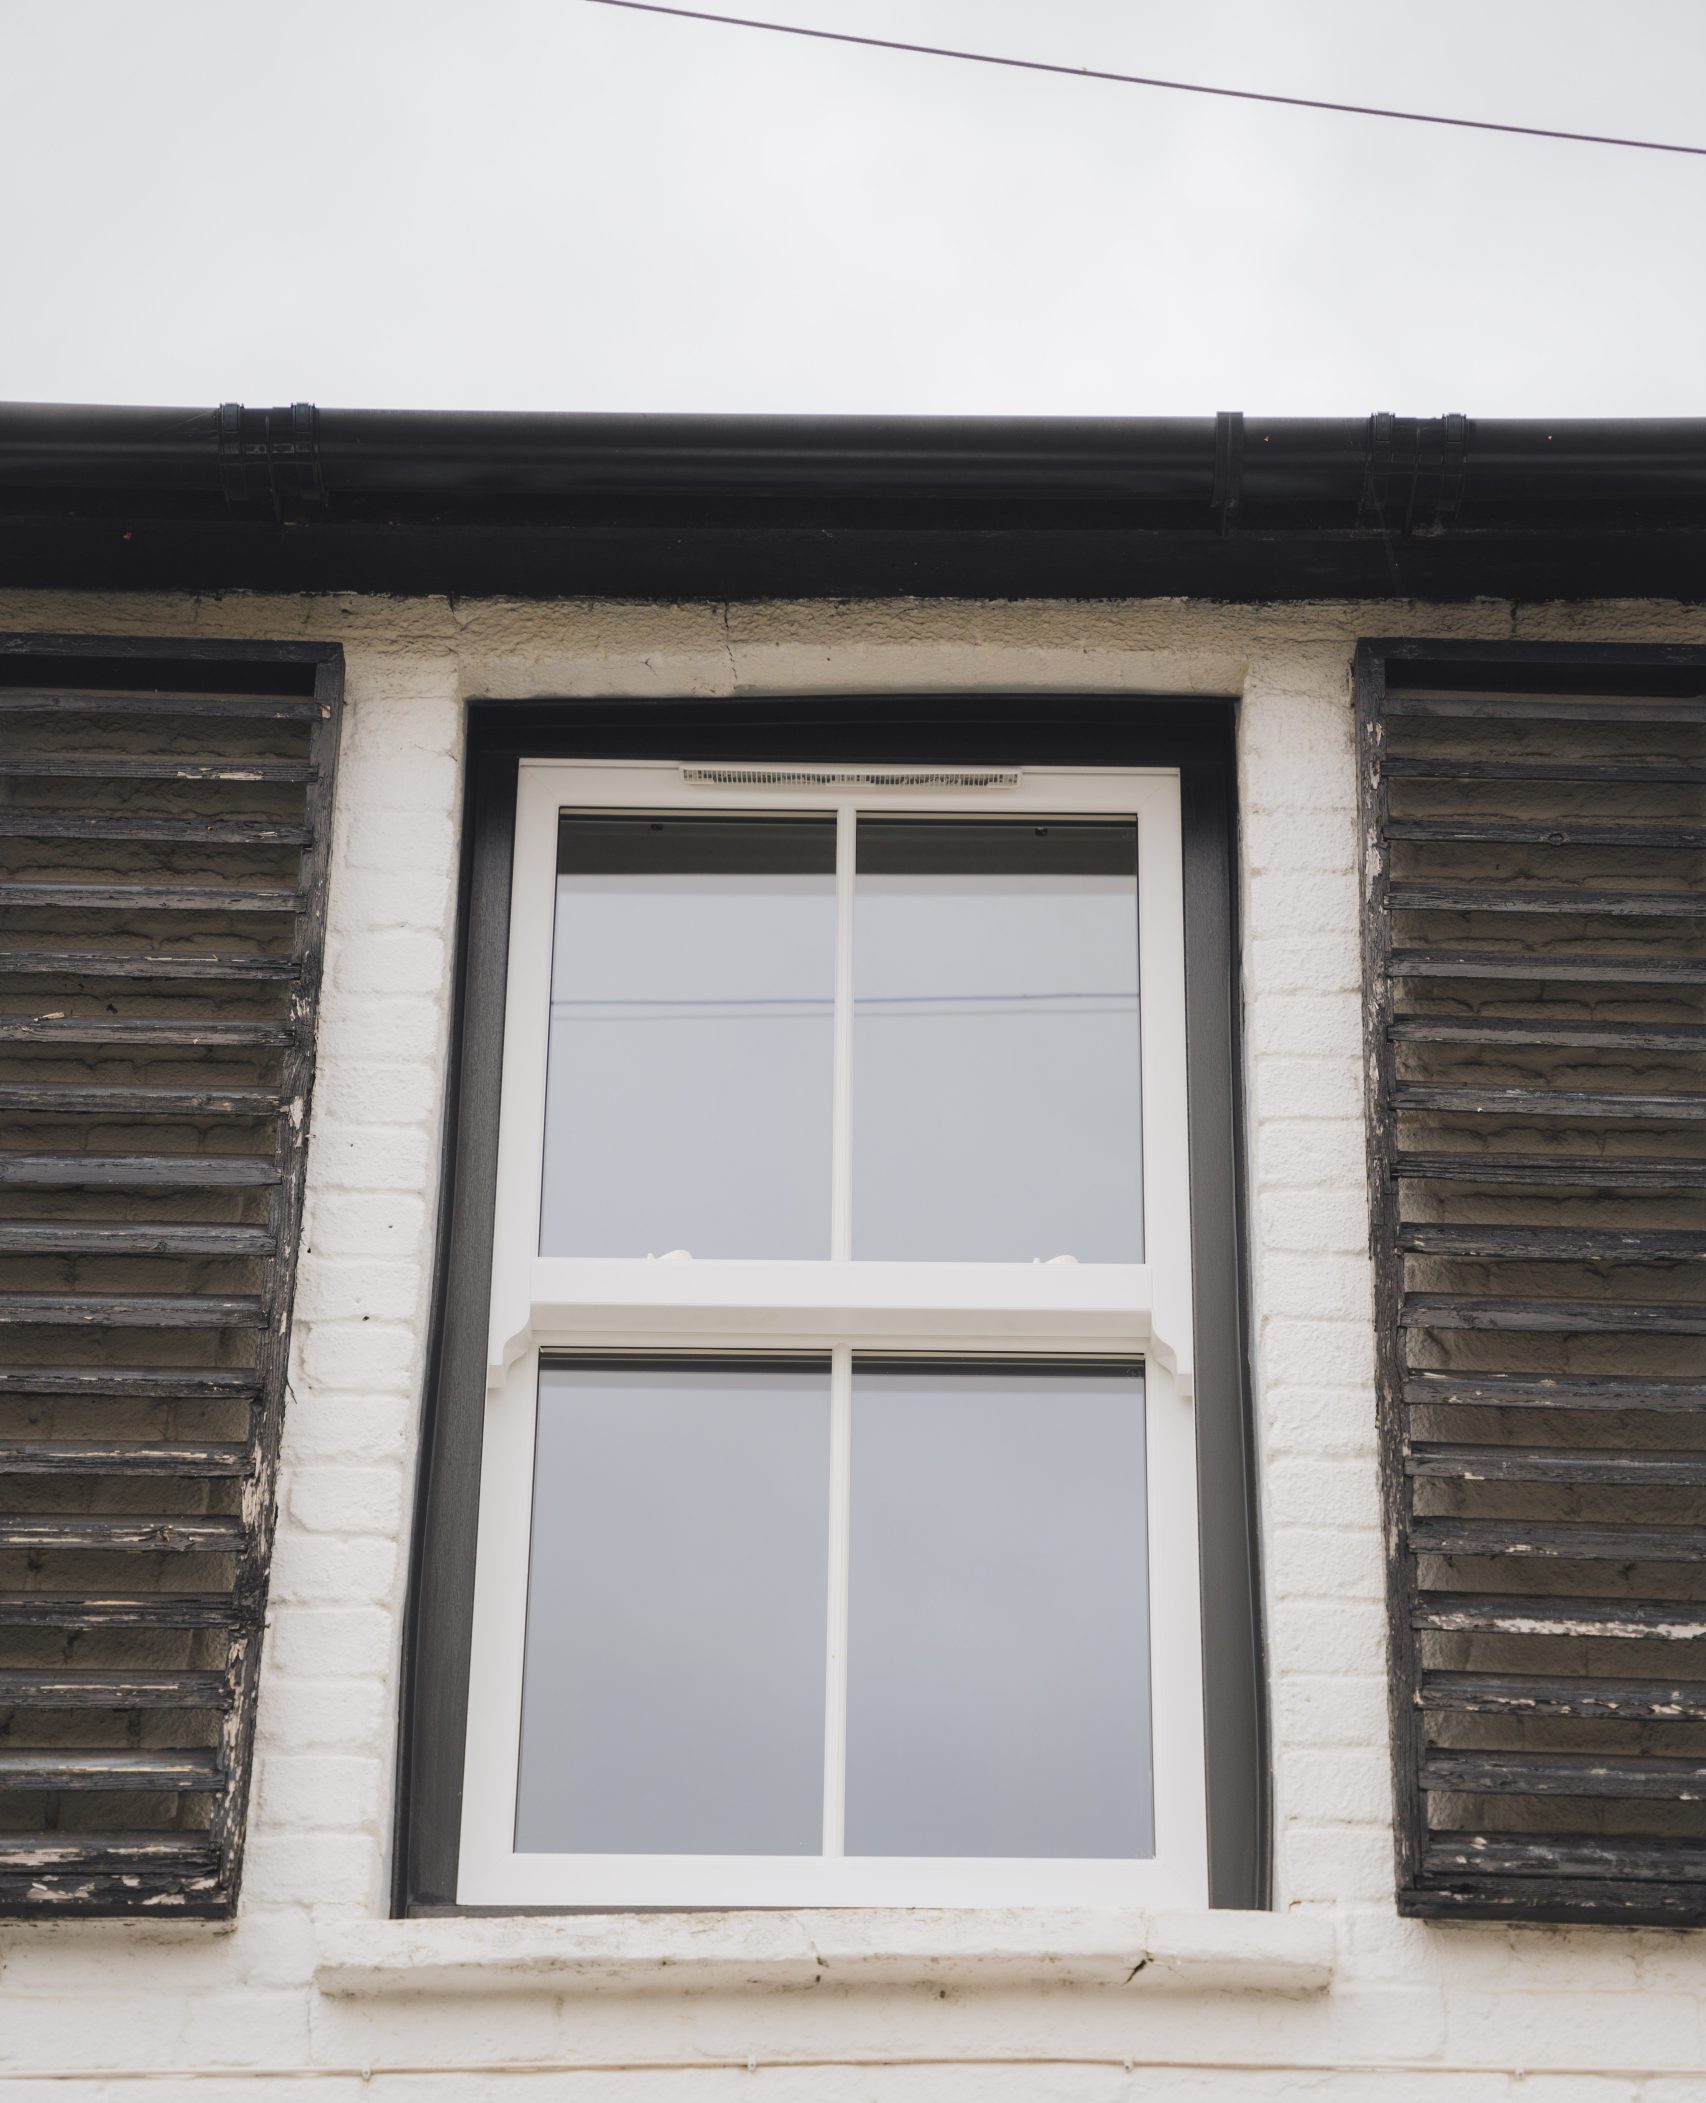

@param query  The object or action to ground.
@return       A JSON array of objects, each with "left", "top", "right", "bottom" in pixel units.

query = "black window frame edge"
[{"left": 394, "top": 691, "right": 1267, "bottom": 1916}]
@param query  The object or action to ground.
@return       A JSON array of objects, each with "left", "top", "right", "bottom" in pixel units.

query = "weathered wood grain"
[
  {"left": 0, "top": 1223, "right": 274, "bottom": 1257},
  {"left": 1403, "top": 1371, "right": 1706, "bottom": 1411},
  {"left": 0, "top": 756, "right": 314, "bottom": 782},
  {"left": 0, "top": 950, "right": 296, "bottom": 980},
  {"left": 0, "top": 882, "right": 301, "bottom": 913},
  {"left": 0, "top": 1365, "right": 259, "bottom": 1400},
  {"left": 0, "top": 637, "right": 342, "bottom": 1918},
  {"left": 0, "top": 1440, "right": 252, "bottom": 1477},
  {"left": 1407, "top": 1442, "right": 1706, "bottom": 1488},
  {"left": 0, "top": 813, "right": 309, "bottom": 844},
  {"left": 1411, "top": 1516, "right": 1706, "bottom": 1561},
  {"left": 0, "top": 1084, "right": 277, "bottom": 1115},
  {"left": 0, "top": 1018, "right": 292, "bottom": 1047},
  {"left": 1413, "top": 1593, "right": 1706, "bottom": 1640},
  {"left": 1386, "top": 753, "right": 1706, "bottom": 784},
  {"left": 1395, "top": 1152, "right": 1706, "bottom": 1191},
  {"left": 1390, "top": 884, "right": 1706, "bottom": 917},
  {"left": 1393, "top": 1017, "right": 1706, "bottom": 1052},
  {"left": 1425, "top": 1832, "right": 1706, "bottom": 1881},
  {"left": 1388, "top": 817, "right": 1706, "bottom": 848},
  {"left": 0, "top": 1668, "right": 231, "bottom": 1709},
  {"left": 0, "top": 1292, "right": 266, "bottom": 1329},
  {"left": 0, "top": 689, "right": 327, "bottom": 718},
  {"left": 0, "top": 1155, "right": 277, "bottom": 1188},
  {"left": 1384, "top": 691, "right": 1706, "bottom": 724},
  {"left": 1395, "top": 1084, "right": 1706, "bottom": 1122},
  {"left": 1362, "top": 640, "right": 1706, "bottom": 1928},
  {"left": 0, "top": 1592, "right": 240, "bottom": 1629},
  {"left": 0, "top": 1514, "right": 247, "bottom": 1552},
  {"left": 1422, "top": 1750, "right": 1706, "bottom": 1800},
  {"left": 1397, "top": 1223, "right": 1706, "bottom": 1261},
  {"left": 1402, "top": 1294, "right": 1706, "bottom": 1335},
  {"left": 1422, "top": 1672, "right": 1706, "bottom": 1721},
  {"left": 0, "top": 1752, "right": 224, "bottom": 1791},
  {"left": 1391, "top": 949, "right": 1706, "bottom": 984}
]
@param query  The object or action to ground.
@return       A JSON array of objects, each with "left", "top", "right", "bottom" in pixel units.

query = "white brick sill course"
[{"left": 314, "top": 1907, "right": 1334, "bottom": 1998}]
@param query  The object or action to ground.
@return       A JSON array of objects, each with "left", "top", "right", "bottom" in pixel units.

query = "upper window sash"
[{"left": 485, "top": 761, "right": 1195, "bottom": 1384}]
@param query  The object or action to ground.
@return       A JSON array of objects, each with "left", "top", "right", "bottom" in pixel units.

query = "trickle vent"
[
  {"left": 679, "top": 765, "right": 1022, "bottom": 789},
  {"left": 1359, "top": 641, "right": 1706, "bottom": 1925},
  {"left": 0, "top": 635, "right": 341, "bottom": 1917}
]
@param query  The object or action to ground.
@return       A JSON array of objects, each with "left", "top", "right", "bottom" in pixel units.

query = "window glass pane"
[
  {"left": 515, "top": 1358, "right": 830, "bottom": 1855},
  {"left": 541, "top": 814, "right": 836, "bottom": 1257},
  {"left": 845, "top": 1360, "right": 1151, "bottom": 1859},
  {"left": 853, "top": 819, "right": 1143, "bottom": 1261}
]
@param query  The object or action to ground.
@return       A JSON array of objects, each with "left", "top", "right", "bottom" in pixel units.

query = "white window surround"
[
  {"left": 316, "top": 1909, "right": 1335, "bottom": 1999},
  {"left": 459, "top": 759, "right": 1207, "bottom": 1911}
]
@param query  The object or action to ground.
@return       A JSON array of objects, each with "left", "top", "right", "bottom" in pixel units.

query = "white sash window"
[{"left": 458, "top": 760, "right": 1207, "bottom": 1908}]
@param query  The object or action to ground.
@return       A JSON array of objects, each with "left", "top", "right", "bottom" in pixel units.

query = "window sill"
[{"left": 314, "top": 1908, "right": 1334, "bottom": 1999}]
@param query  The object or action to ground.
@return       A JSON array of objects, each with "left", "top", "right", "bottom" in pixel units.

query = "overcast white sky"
[{"left": 6, "top": 0, "right": 1705, "bottom": 417}]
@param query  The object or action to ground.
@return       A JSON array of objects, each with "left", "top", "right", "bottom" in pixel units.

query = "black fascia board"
[{"left": 4, "top": 402, "right": 1706, "bottom": 601}]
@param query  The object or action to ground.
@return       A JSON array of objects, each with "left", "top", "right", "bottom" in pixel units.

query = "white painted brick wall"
[{"left": 0, "top": 591, "right": 1704, "bottom": 2092}]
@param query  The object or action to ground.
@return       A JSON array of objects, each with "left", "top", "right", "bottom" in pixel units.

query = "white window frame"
[{"left": 458, "top": 758, "right": 1208, "bottom": 1910}]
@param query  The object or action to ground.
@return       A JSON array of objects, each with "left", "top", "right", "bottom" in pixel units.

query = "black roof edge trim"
[
  {"left": 5, "top": 403, "right": 1706, "bottom": 505},
  {"left": 6, "top": 403, "right": 1706, "bottom": 602}
]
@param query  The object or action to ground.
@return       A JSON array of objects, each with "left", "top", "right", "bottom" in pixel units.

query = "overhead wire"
[{"left": 584, "top": 0, "right": 1706, "bottom": 159}]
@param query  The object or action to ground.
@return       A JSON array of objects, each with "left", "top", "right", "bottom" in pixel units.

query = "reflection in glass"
[
  {"left": 845, "top": 1360, "right": 1151, "bottom": 1859},
  {"left": 515, "top": 1358, "right": 830, "bottom": 1855},
  {"left": 853, "top": 819, "right": 1143, "bottom": 1262},
  {"left": 540, "top": 814, "right": 836, "bottom": 1257}
]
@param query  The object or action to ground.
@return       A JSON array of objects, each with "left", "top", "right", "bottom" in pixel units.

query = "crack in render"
[{"left": 720, "top": 601, "right": 739, "bottom": 691}]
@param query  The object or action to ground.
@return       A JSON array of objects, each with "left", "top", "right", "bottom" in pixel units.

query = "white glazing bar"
[
  {"left": 821, "top": 1342, "right": 854, "bottom": 1857},
  {"left": 829, "top": 804, "right": 857, "bottom": 1263}
]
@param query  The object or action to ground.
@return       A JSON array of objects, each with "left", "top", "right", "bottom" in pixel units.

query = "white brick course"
[
  {"left": 1259, "top": 1383, "right": 1379, "bottom": 1458},
  {"left": 1267, "top": 1521, "right": 1387, "bottom": 1600},
  {"left": 0, "top": 589, "right": 1704, "bottom": 2092}
]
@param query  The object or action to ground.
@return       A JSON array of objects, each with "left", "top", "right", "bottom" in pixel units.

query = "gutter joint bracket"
[{"left": 218, "top": 402, "right": 325, "bottom": 519}]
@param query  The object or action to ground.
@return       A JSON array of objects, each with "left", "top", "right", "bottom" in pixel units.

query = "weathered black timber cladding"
[
  {"left": 0, "top": 634, "right": 341, "bottom": 1917},
  {"left": 1359, "top": 639, "right": 1706, "bottom": 1926}
]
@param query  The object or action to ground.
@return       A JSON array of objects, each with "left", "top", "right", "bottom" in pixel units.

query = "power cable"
[{"left": 584, "top": 0, "right": 1706, "bottom": 159}]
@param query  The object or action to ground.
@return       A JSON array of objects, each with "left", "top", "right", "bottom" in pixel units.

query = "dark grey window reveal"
[
  {"left": 0, "top": 632, "right": 343, "bottom": 1921},
  {"left": 1359, "top": 639, "right": 1706, "bottom": 1929},
  {"left": 396, "top": 692, "right": 1265, "bottom": 1916}
]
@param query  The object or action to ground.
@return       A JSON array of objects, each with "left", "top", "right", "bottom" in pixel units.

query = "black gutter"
[
  {"left": 3, "top": 402, "right": 1706, "bottom": 601},
  {"left": 10, "top": 402, "right": 1706, "bottom": 501}
]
